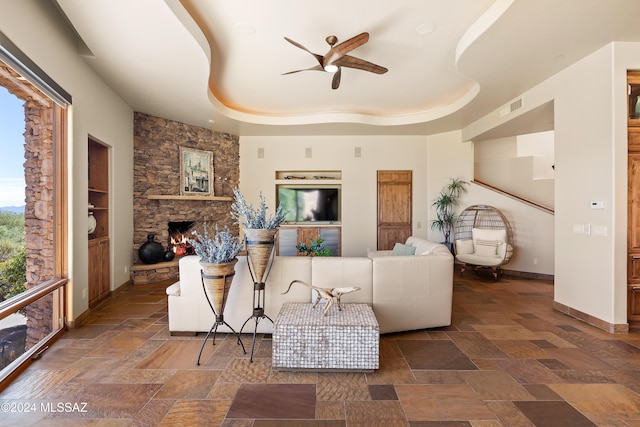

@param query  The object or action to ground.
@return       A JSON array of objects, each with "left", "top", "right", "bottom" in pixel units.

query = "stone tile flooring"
[{"left": 2, "top": 272, "right": 640, "bottom": 426}]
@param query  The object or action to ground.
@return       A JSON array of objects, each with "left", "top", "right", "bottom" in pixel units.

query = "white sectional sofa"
[{"left": 165, "top": 236, "right": 453, "bottom": 335}]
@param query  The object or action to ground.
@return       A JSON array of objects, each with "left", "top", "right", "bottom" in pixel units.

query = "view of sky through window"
[{"left": 0, "top": 85, "right": 26, "bottom": 208}]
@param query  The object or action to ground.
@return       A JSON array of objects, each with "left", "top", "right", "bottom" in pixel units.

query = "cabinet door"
[
  {"left": 297, "top": 228, "right": 319, "bottom": 255},
  {"left": 88, "top": 237, "right": 110, "bottom": 307},
  {"left": 629, "top": 155, "right": 640, "bottom": 251},
  {"left": 277, "top": 226, "right": 342, "bottom": 256},
  {"left": 99, "top": 239, "right": 110, "bottom": 300},
  {"left": 629, "top": 128, "right": 640, "bottom": 153},
  {"left": 277, "top": 228, "right": 298, "bottom": 256},
  {"left": 88, "top": 240, "right": 101, "bottom": 307},
  {"left": 319, "top": 227, "right": 341, "bottom": 256},
  {"left": 629, "top": 285, "right": 640, "bottom": 320}
]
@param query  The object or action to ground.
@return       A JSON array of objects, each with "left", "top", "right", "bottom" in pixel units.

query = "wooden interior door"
[{"left": 377, "top": 171, "right": 412, "bottom": 250}]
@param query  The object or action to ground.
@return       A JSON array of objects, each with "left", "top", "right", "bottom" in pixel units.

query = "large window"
[{"left": 0, "top": 32, "right": 69, "bottom": 387}]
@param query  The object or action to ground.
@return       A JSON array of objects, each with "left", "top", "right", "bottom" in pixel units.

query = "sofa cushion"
[
  {"left": 391, "top": 242, "right": 416, "bottom": 256},
  {"left": 455, "top": 239, "right": 473, "bottom": 255},
  {"left": 311, "top": 257, "right": 373, "bottom": 304},
  {"left": 405, "top": 236, "right": 444, "bottom": 255}
]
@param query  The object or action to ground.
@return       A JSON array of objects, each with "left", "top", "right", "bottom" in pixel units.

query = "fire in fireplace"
[{"left": 168, "top": 221, "right": 196, "bottom": 256}]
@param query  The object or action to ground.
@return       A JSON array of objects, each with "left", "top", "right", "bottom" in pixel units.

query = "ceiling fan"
[{"left": 283, "top": 32, "right": 388, "bottom": 90}]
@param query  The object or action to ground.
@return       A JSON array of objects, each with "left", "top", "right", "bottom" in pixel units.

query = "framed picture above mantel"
[{"left": 180, "top": 146, "right": 213, "bottom": 196}]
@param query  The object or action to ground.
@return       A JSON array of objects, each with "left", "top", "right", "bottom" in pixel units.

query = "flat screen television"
[{"left": 277, "top": 185, "right": 341, "bottom": 224}]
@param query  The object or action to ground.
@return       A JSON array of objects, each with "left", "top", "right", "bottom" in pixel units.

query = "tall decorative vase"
[
  {"left": 196, "top": 257, "right": 245, "bottom": 365},
  {"left": 241, "top": 228, "right": 277, "bottom": 362},
  {"left": 244, "top": 228, "right": 277, "bottom": 284},
  {"left": 139, "top": 234, "right": 164, "bottom": 264},
  {"left": 199, "top": 258, "right": 238, "bottom": 320}
]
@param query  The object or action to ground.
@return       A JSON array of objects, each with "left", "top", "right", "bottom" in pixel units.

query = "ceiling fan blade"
[
  {"left": 334, "top": 55, "right": 388, "bottom": 74},
  {"left": 323, "top": 32, "right": 369, "bottom": 69},
  {"left": 282, "top": 64, "right": 323, "bottom": 75},
  {"left": 331, "top": 67, "right": 341, "bottom": 90},
  {"left": 284, "top": 37, "right": 323, "bottom": 66}
]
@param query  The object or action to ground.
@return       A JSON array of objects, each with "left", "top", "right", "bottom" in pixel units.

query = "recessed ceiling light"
[
  {"left": 235, "top": 23, "right": 256, "bottom": 35},
  {"left": 415, "top": 22, "right": 437, "bottom": 36}
]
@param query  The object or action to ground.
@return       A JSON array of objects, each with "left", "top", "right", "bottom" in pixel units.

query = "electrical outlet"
[
  {"left": 82, "top": 288, "right": 87, "bottom": 299},
  {"left": 124, "top": 266, "right": 128, "bottom": 274}
]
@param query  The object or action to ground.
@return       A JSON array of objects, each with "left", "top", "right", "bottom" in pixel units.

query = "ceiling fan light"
[{"left": 324, "top": 64, "right": 339, "bottom": 73}]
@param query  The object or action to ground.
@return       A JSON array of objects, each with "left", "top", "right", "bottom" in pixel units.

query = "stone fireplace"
[{"left": 132, "top": 113, "right": 240, "bottom": 284}]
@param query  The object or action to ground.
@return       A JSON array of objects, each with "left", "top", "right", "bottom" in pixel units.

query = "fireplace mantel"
[{"left": 146, "top": 195, "right": 232, "bottom": 201}]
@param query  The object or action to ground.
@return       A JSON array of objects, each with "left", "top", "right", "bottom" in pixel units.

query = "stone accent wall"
[
  {"left": 23, "top": 100, "right": 54, "bottom": 347},
  {"left": 133, "top": 112, "right": 240, "bottom": 282},
  {"left": 131, "top": 261, "right": 179, "bottom": 285}
]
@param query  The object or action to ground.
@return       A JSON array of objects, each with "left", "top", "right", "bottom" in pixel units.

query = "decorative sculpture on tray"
[{"left": 282, "top": 280, "right": 361, "bottom": 316}]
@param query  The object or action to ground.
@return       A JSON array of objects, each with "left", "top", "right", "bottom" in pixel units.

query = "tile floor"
[{"left": 2, "top": 272, "right": 640, "bottom": 426}]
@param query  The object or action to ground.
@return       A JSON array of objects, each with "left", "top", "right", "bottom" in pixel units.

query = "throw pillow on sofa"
[{"left": 391, "top": 242, "right": 416, "bottom": 256}]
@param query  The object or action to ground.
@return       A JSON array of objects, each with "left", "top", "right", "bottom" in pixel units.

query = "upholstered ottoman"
[{"left": 272, "top": 302, "right": 379, "bottom": 371}]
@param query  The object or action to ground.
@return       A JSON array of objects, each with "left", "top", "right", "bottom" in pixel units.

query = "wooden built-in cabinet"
[
  {"left": 274, "top": 170, "right": 342, "bottom": 256},
  {"left": 88, "top": 137, "right": 110, "bottom": 308},
  {"left": 277, "top": 226, "right": 341, "bottom": 256},
  {"left": 628, "top": 71, "right": 640, "bottom": 327},
  {"left": 88, "top": 237, "right": 110, "bottom": 307}
]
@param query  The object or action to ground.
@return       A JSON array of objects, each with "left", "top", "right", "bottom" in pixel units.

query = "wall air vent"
[{"left": 499, "top": 98, "right": 523, "bottom": 118}]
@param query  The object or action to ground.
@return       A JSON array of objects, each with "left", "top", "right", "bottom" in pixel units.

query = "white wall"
[
  {"left": 474, "top": 136, "right": 518, "bottom": 160},
  {"left": 240, "top": 135, "right": 428, "bottom": 256},
  {"left": 463, "top": 42, "right": 640, "bottom": 327},
  {"left": 0, "top": 0, "right": 134, "bottom": 322}
]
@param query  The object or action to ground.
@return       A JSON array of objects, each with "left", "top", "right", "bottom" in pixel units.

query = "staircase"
[{"left": 474, "top": 131, "right": 554, "bottom": 211}]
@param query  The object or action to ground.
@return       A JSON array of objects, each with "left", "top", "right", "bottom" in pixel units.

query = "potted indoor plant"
[
  {"left": 188, "top": 223, "right": 243, "bottom": 318},
  {"left": 430, "top": 177, "right": 468, "bottom": 252},
  {"left": 231, "top": 188, "right": 288, "bottom": 283},
  {"left": 296, "top": 237, "right": 331, "bottom": 256}
]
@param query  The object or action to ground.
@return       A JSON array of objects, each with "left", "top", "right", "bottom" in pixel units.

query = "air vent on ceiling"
[{"left": 499, "top": 98, "right": 523, "bottom": 118}]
